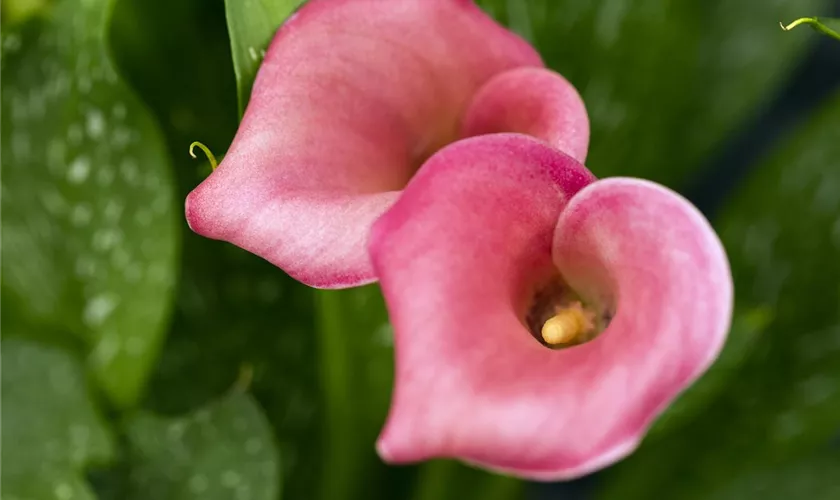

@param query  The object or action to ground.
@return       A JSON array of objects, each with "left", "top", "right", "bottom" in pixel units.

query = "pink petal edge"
[
  {"left": 463, "top": 66, "right": 590, "bottom": 162},
  {"left": 371, "top": 136, "right": 732, "bottom": 479}
]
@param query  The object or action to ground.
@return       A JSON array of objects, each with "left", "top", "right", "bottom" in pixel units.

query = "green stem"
[
  {"left": 780, "top": 17, "right": 840, "bottom": 42},
  {"left": 412, "top": 460, "right": 524, "bottom": 500},
  {"left": 476, "top": 474, "right": 524, "bottom": 500},
  {"left": 411, "top": 460, "right": 461, "bottom": 500},
  {"left": 315, "top": 290, "right": 359, "bottom": 500}
]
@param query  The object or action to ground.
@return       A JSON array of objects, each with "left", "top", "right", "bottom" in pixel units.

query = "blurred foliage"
[
  {"left": 2, "top": 0, "right": 840, "bottom": 499},
  {"left": 2, "top": 338, "right": 115, "bottom": 500},
  {"left": 1, "top": 0, "right": 178, "bottom": 407},
  {"left": 704, "top": 450, "right": 840, "bottom": 499},
  {"left": 479, "top": 0, "right": 827, "bottom": 187},
  {"left": 125, "top": 390, "right": 280, "bottom": 500},
  {"left": 1, "top": 0, "right": 49, "bottom": 25}
]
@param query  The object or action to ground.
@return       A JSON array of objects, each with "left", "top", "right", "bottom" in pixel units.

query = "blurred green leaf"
[
  {"left": 478, "top": 0, "right": 828, "bottom": 186},
  {"left": 598, "top": 90, "right": 840, "bottom": 499},
  {"left": 782, "top": 17, "right": 840, "bottom": 42},
  {"left": 126, "top": 391, "right": 280, "bottom": 500},
  {"left": 0, "top": 0, "right": 179, "bottom": 407},
  {"left": 1, "top": 0, "right": 48, "bottom": 25},
  {"left": 410, "top": 460, "right": 523, "bottom": 500},
  {"left": 107, "top": 0, "right": 329, "bottom": 497},
  {"left": 224, "top": 0, "right": 305, "bottom": 115},
  {"left": 705, "top": 450, "right": 840, "bottom": 500},
  {"left": 2, "top": 337, "right": 115, "bottom": 500},
  {"left": 148, "top": 246, "right": 325, "bottom": 499}
]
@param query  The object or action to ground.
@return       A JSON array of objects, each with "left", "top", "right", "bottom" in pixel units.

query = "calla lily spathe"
[
  {"left": 185, "top": 0, "right": 588, "bottom": 288},
  {"left": 371, "top": 134, "right": 733, "bottom": 479}
]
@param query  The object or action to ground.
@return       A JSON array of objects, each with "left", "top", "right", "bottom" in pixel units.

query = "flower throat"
[{"left": 525, "top": 275, "right": 612, "bottom": 349}]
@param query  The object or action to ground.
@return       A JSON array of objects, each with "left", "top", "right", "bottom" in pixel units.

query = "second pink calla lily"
[
  {"left": 371, "top": 134, "right": 733, "bottom": 479},
  {"left": 185, "top": 0, "right": 588, "bottom": 288}
]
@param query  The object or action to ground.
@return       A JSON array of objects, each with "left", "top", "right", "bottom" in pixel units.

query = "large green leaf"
[
  {"left": 597, "top": 90, "right": 840, "bottom": 499},
  {"left": 2, "top": 337, "right": 116, "bottom": 500},
  {"left": 478, "top": 0, "right": 827, "bottom": 186},
  {"left": 1, "top": 0, "right": 48, "bottom": 25},
  {"left": 224, "top": 0, "right": 305, "bottom": 115},
  {"left": 108, "top": 2, "right": 323, "bottom": 497},
  {"left": 1, "top": 0, "right": 179, "bottom": 407},
  {"left": 126, "top": 391, "right": 280, "bottom": 500},
  {"left": 148, "top": 246, "right": 324, "bottom": 499}
]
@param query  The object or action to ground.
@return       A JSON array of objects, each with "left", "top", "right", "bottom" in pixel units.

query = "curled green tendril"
[
  {"left": 780, "top": 17, "right": 840, "bottom": 42},
  {"left": 189, "top": 141, "right": 219, "bottom": 170}
]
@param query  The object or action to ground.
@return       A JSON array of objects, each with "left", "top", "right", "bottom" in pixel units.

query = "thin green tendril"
[
  {"left": 189, "top": 141, "right": 218, "bottom": 170},
  {"left": 780, "top": 17, "right": 840, "bottom": 42}
]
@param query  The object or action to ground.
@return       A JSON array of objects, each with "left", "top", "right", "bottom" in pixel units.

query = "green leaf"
[
  {"left": 1, "top": 0, "right": 179, "bottom": 407},
  {"left": 146, "top": 247, "right": 324, "bottom": 499},
  {"left": 781, "top": 17, "right": 840, "bottom": 42},
  {"left": 224, "top": 0, "right": 305, "bottom": 115},
  {"left": 478, "top": 0, "right": 829, "bottom": 187},
  {"left": 6, "top": 473, "right": 99, "bottom": 500},
  {"left": 2, "top": 337, "right": 115, "bottom": 500},
  {"left": 126, "top": 391, "right": 280, "bottom": 500},
  {"left": 107, "top": 0, "right": 328, "bottom": 496},
  {"left": 597, "top": 90, "right": 840, "bottom": 499},
  {"left": 704, "top": 451, "right": 840, "bottom": 500},
  {"left": 1, "top": 0, "right": 48, "bottom": 26}
]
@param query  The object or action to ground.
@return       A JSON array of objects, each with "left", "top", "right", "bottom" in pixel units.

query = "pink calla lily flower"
[
  {"left": 371, "top": 134, "right": 733, "bottom": 479},
  {"left": 185, "top": 0, "right": 588, "bottom": 288}
]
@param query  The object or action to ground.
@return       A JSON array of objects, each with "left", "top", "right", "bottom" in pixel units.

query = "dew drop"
[
  {"left": 67, "top": 156, "right": 91, "bottom": 183},
  {"left": 85, "top": 109, "right": 106, "bottom": 138},
  {"left": 84, "top": 293, "right": 118, "bottom": 326}
]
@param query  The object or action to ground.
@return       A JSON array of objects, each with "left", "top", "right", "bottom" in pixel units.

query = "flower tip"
[
  {"left": 184, "top": 188, "right": 211, "bottom": 236},
  {"left": 375, "top": 427, "right": 413, "bottom": 464},
  {"left": 375, "top": 434, "right": 394, "bottom": 462},
  {"left": 375, "top": 416, "right": 438, "bottom": 466}
]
